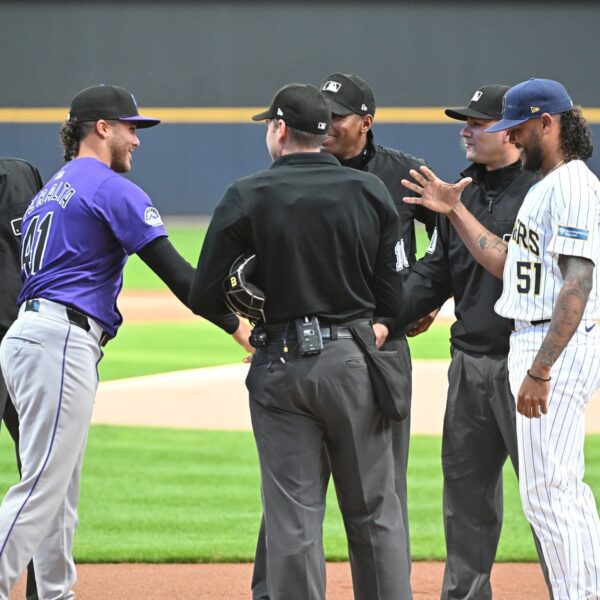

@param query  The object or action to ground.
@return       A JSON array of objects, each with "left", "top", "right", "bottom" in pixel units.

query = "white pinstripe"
[
  {"left": 509, "top": 322, "right": 600, "bottom": 599},
  {"left": 496, "top": 160, "right": 600, "bottom": 321},
  {"left": 497, "top": 160, "right": 600, "bottom": 598}
]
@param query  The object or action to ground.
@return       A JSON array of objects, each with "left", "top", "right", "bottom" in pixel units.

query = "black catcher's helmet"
[{"left": 222, "top": 253, "right": 266, "bottom": 324}]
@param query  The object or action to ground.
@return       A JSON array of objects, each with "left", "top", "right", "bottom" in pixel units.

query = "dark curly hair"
[
  {"left": 560, "top": 107, "right": 593, "bottom": 161},
  {"left": 59, "top": 120, "right": 95, "bottom": 162}
]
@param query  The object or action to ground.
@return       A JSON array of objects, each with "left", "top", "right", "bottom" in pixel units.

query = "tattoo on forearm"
[
  {"left": 534, "top": 255, "right": 594, "bottom": 368},
  {"left": 476, "top": 232, "right": 507, "bottom": 255}
]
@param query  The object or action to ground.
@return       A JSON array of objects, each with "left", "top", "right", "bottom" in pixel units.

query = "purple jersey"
[{"left": 17, "top": 157, "right": 167, "bottom": 337}]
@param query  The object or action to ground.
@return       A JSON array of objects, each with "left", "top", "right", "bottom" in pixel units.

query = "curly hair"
[
  {"left": 59, "top": 120, "right": 95, "bottom": 162},
  {"left": 560, "top": 107, "right": 593, "bottom": 161}
]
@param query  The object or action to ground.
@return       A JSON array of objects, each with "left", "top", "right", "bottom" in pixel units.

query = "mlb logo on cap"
[
  {"left": 322, "top": 81, "right": 342, "bottom": 93},
  {"left": 319, "top": 73, "right": 376, "bottom": 117}
]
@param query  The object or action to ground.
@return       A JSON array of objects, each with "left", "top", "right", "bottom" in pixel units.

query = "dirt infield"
[
  {"left": 11, "top": 561, "right": 550, "bottom": 599},
  {"left": 97, "top": 290, "right": 600, "bottom": 433}
]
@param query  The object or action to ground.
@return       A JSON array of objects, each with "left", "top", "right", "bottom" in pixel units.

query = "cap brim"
[
  {"left": 120, "top": 115, "right": 161, "bottom": 129},
  {"left": 323, "top": 97, "right": 354, "bottom": 116},
  {"left": 444, "top": 107, "right": 498, "bottom": 121},
  {"left": 485, "top": 118, "right": 530, "bottom": 133},
  {"left": 251, "top": 109, "right": 273, "bottom": 122}
]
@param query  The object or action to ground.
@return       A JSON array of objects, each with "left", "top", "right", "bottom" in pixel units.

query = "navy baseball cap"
[
  {"left": 320, "top": 73, "right": 376, "bottom": 117},
  {"left": 69, "top": 85, "right": 160, "bottom": 128},
  {"left": 486, "top": 78, "right": 573, "bottom": 133},
  {"left": 252, "top": 83, "right": 330, "bottom": 134}
]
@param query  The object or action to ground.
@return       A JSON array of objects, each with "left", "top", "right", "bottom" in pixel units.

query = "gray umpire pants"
[
  {"left": 441, "top": 349, "right": 552, "bottom": 600},
  {"left": 247, "top": 332, "right": 411, "bottom": 600},
  {"left": 251, "top": 336, "right": 413, "bottom": 600}
]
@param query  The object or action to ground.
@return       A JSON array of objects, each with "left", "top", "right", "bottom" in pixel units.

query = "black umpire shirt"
[
  {"left": 0, "top": 158, "right": 43, "bottom": 337},
  {"left": 398, "top": 161, "right": 538, "bottom": 357},
  {"left": 340, "top": 130, "right": 436, "bottom": 275},
  {"left": 189, "top": 152, "right": 402, "bottom": 323},
  {"left": 340, "top": 131, "right": 435, "bottom": 336}
]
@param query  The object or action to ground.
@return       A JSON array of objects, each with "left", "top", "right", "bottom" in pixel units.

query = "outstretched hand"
[
  {"left": 402, "top": 166, "right": 472, "bottom": 215},
  {"left": 406, "top": 309, "right": 440, "bottom": 338}
]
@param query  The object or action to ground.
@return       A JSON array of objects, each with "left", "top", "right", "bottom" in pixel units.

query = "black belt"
[
  {"left": 320, "top": 326, "right": 353, "bottom": 340},
  {"left": 510, "top": 318, "right": 551, "bottom": 331},
  {"left": 261, "top": 322, "right": 356, "bottom": 341},
  {"left": 25, "top": 299, "right": 110, "bottom": 346}
]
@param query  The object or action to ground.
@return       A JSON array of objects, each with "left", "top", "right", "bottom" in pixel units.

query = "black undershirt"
[{"left": 138, "top": 237, "right": 239, "bottom": 333}]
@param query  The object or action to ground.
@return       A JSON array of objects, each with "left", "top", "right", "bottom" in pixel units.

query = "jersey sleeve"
[
  {"left": 413, "top": 203, "right": 437, "bottom": 238},
  {"left": 94, "top": 176, "right": 167, "bottom": 255},
  {"left": 547, "top": 163, "right": 599, "bottom": 263},
  {"left": 189, "top": 183, "right": 249, "bottom": 317}
]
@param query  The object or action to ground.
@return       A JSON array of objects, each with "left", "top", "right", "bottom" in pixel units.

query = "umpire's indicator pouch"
[
  {"left": 296, "top": 316, "right": 324, "bottom": 356},
  {"left": 349, "top": 321, "right": 409, "bottom": 421}
]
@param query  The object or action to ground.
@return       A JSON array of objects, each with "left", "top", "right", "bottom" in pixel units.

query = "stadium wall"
[{"left": 2, "top": 1, "right": 599, "bottom": 214}]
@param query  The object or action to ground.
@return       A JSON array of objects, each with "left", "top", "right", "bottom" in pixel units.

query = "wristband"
[{"left": 527, "top": 369, "right": 551, "bottom": 382}]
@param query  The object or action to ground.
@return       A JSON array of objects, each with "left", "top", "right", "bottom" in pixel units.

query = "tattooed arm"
[
  {"left": 518, "top": 255, "right": 595, "bottom": 418},
  {"left": 403, "top": 166, "right": 507, "bottom": 279}
]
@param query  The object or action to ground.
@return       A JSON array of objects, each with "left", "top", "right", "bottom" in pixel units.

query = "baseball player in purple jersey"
[
  {"left": 403, "top": 79, "right": 600, "bottom": 599},
  {"left": 0, "top": 84, "right": 250, "bottom": 598}
]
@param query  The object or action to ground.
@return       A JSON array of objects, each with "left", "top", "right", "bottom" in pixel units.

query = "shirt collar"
[{"left": 270, "top": 151, "right": 340, "bottom": 169}]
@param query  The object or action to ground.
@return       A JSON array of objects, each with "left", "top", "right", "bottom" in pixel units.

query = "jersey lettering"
[
  {"left": 27, "top": 181, "right": 76, "bottom": 214},
  {"left": 21, "top": 212, "right": 54, "bottom": 276},
  {"left": 395, "top": 240, "right": 409, "bottom": 271},
  {"left": 516, "top": 261, "right": 542, "bottom": 295},
  {"left": 426, "top": 227, "right": 438, "bottom": 255},
  {"left": 511, "top": 219, "right": 540, "bottom": 257}
]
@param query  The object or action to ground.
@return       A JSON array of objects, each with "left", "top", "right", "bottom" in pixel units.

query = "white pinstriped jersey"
[{"left": 495, "top": 160, "right": 600, "bottom": 320}]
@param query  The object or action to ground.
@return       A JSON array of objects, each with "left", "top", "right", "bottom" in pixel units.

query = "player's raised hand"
[{"left": 402, "top": 165, "right": 472, "bottom": 215}]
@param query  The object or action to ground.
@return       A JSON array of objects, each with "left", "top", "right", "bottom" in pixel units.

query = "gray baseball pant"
[
  {"left": 0, "top": 369, "right": 39, "bottom": 600},
  {"left": 0, "top": 300, "right": 103, "bottom": 599}
]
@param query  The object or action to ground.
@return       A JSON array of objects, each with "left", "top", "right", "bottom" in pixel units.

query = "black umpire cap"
[
  {"left": 445, "top": 85, "right": 510, "bottom": 121},
  {"left": 320, "top": 73, "right": 376, "bottom": 117},
  {"left": 252, "top": 84, "right": 330, "bottom": 134}
]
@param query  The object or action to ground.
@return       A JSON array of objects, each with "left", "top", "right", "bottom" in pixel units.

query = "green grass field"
[
  {"left": 3, "top": 427, "right": 596, "bottom": 563},
  {"left": 99, "top": 223, "right": 451, "bottom": 380},
  {"left": 5, "top": 223, "right": 597, "bottom": 565}
]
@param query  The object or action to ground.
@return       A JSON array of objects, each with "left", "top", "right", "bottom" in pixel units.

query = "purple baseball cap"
[
  {"left": 486, "top": 78, "right": 573, "bottom": 133},
  {"left": 69, "top": 84, "right": 160, "bottom": 128}
]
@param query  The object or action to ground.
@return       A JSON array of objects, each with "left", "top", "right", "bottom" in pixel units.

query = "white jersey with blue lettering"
[{"left": 495, "top": 159, "right": 600, "bottom": 321}]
